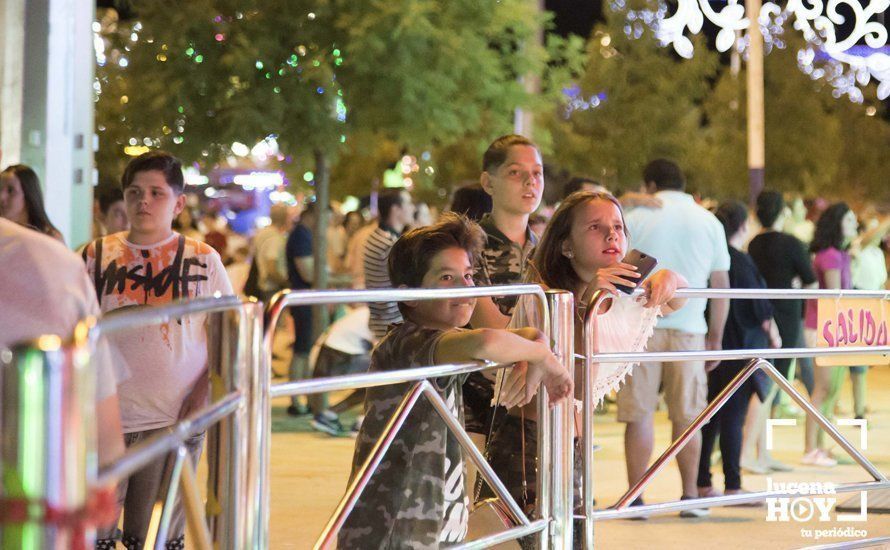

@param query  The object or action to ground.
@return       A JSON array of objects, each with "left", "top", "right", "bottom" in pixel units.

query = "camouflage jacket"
[
  {"left": 474, "top": 214, "right": 538, "bottom": 317},
  {"left": 339, "top": 321, "right": 469, "bottom": 549}
]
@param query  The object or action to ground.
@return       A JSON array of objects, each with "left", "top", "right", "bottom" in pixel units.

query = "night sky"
[{"left": 547, "top": 0, "right": 602, "bottom": 38}]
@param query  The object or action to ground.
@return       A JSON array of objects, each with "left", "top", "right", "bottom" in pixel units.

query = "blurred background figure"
[
  {"left": 412, "top": 201, "right": 434, "bottom": 228},
  {"left": 562, "top": 175, "right": 608, "bottom": 197},
  {"left": 528, "top": 213, "right": 548, "bottom": 238},
  {"left": 801, "top": 202, "right": 859, "bottom": 467},
  {"left": 346, "top": 211, "right": 376, "bottom": 289},
  {"left": 698, "top": 200, "right": 778, "bottom": 499},
  {"left": 783, "top": 196, "right": 815, "bottom": 245},
  {"left": 307, "top": 305, "right": 376, "bottom": 436},
  {"left": 249, "top": 203, "right": 291, "bottom": 303},
  {"left": 173, "top": 206, "right": 203, "bottom": 241},
  {"left": 285, "top": 202, "right": 318, "bottom": 415},
  {"left": 96, "top": 184, "right": 130, "bottom": 236},
  {"left": 0, "top": 164, "right": 63, "bottom": 241},
  {"left": 846, "top": 212, "right": 890, "bottom": 420},
  {"left": 449, "top": 182, "right": 492, "bottom": 222}
]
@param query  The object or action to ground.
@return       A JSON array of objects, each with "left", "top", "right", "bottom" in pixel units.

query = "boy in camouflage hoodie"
[{"left": 338, "top": 213, "right": 572, "bottom": 549}]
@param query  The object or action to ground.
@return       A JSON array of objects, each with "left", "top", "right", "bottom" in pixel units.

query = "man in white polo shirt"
[{"left": 619, "top": 159, "right": 730, "bottom": 516}]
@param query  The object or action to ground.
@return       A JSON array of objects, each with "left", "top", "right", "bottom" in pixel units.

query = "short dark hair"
[
  {"left": 811, "top": 202, "right": 852, "bottom": 253},
  {"left": 715, "top": 200, "right": 748, "bottom": 241},
  {"left": 482, "top": 134, "right": 539, "bottom": 173},
  {"left": 642, "top": 158, "right": 685, "bottom": 191},
  {"left": 121, "top": 150, "right": 184, "bottom": 193},
  {"left": 301, "top": 201, "right": 318, "bottom": 220},
  {"left": 563, "top": 176, "right": 603, "bottom": 199},
  {"left": 756, "top": 190, "right": 784, "bottom": 228},
  {"left": 97, "top": 185, "right": 125, "bottom": 214},
  {"left": 378, "top": 188, "right": 407, "bottom": 222},
  {"left": 450, "top": 182, "right": 492, "bottom": 222},
  {"left": 388, "top": 212, "right": 485, "bottom": 318},
  {"left": 0, "top": 164, "right": 60, "bottom": 237},
  {"left": 343, "top": 210, "right": 363, "bottom": 228}
]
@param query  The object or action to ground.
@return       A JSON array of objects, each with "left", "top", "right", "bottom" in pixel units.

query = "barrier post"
[
  {"left": 581, "top": 289, "right": 609, "bottom": 548},
  {"left": 546, "top": 290, "right": 575, "bottom": 550},
  {"left": 0, "top": 335, "right": 94, "bottom": 549},
  {"left": 206, "top": 303, "right": 261, "bottom": 548},
  {"left": 242, "top": 300, "right": 268, "bottom": 549}
]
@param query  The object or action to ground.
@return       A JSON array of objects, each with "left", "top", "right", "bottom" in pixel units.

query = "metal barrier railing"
[
  {"left": 580, "top": 287, "right": 890, "bottom": 548},
  {"left": 262, "top": 285, "right": 576, "bottom": 550},
  {"left": 7, "top": 284, "right": 889, "bottom": 548},
  {"left": 1, "top": 296, "right": 264, "bottom": 549}
]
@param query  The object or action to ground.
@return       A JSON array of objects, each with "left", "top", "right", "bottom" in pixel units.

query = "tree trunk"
[{"left": 312, "top": 148, "right": 331, "bottom": 341}]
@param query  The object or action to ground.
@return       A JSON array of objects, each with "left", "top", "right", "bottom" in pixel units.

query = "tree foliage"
[
  {"left": 96, "top": 0, "right": 889, "bottom": 204},
  {"left": 544, "top": 0, "right": 888, "bottom": 202},
  {"left": 96, "top": 0, "right": 584, "bottom": 201},
  {"left": 546, "top": 0, "right": 719, "bottom": 193}
]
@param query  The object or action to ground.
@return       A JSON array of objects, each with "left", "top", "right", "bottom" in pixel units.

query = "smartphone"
[{"left": 614, "top": 249, "right": 658, "bottom": 294}]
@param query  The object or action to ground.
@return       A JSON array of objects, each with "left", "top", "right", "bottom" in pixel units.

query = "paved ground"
[{"left": 265, "top": 333, "right": 890, "bottom": 549}]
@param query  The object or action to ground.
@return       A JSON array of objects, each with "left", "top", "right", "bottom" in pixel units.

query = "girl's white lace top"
[{"left": 493, "top": 293, "right": 661, "bottom": 409}]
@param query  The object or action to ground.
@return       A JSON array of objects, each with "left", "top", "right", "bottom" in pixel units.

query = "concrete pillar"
[{"left": 0, "top": 0, "right": 95, "bottom": 247}]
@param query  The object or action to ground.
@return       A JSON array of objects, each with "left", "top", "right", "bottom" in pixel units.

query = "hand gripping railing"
[
  {"left": 579, "top": 287, "right": 890, "bottom": 548},
  {"left": 0, "top": 295, "right": 265, "bottom": 549},
  {"left": 262, "top": 285, "right": 576, "bottom": 550}
]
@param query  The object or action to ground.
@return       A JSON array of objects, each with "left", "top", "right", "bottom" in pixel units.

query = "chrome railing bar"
[
  {"left": 762, "top": 360, "right": 886, "bottom": 482},
  {"left": 91, "top": 295, "right": 246, "bottom": 337},
  {"left": 453, "top": 519, "right": 549, "bottom": 550},
  {"left": 179, "top": 451, "right": 214, "bottom": 550},
  {"left": 613, "top": 359, "right": 886, "bottom": 511},
  {"left": 271, "top": 360, "right": 506, "bottom": 397},
  {"left": 96, "top": 391, "right": 241, "bottom": 486},
  {"left": 314, "top": 382, "right": 428, "bottom": 550},
  {"left": 154, "top": 445, "right": 188, "bottom": 550},
  {"left": 421, "top": 383, "right": 531, "bottom": 527},
  {"left": 584, "top": 345, "right": 890, "bottom": 364},
  {"left": 271, "top": 284, "right": 548, "bottom": 307},
  {"left": 798, "top": 535, "right": 890, "bottom": 550},
  {"left": 613, "top": 359, "right": 763, "bottom": 509},
  {"left": 581, "top": 289, "right": 611, "bottom": 548},
  {"left": 631, "top": 287, "right": 890, "bottom": 300},
  {"left": 590, "top": 480, "right": 890, "bottom": 520},
  {"left": 263, "top": 285, "right": 549, "bottom": 359},
  {"left": 264, "top": 285, "right": 553, "bottom": 550}
]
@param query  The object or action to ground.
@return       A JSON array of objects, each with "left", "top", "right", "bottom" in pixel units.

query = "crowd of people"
[{"left": 1, "top": 134, "right": 889, "bottom": 548}]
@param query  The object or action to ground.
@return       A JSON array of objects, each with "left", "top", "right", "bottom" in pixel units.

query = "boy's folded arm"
[{"left": 434, "top": 328, "right": 549, "bottom": 366}]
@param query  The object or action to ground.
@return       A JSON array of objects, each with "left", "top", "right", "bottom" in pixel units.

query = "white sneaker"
[{"left": 801, "top": 449, "right": 837, "bottom": 467}]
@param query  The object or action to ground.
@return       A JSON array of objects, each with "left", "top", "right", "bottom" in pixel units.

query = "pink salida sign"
[{"left": 815, "top": 298, "right": 890, "bottom": 366}]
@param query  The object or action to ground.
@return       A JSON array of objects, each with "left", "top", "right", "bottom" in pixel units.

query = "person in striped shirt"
[{"left": 363, "top": 187, "right": 416, "bottom": 339}]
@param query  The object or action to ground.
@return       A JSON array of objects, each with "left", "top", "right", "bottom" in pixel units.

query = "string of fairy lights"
[
  {"left": 93, "top": 8, "right": 349, "bottom": 194},
  {"left": 610, "top": 0, "right": 888, "bottom": 102}
]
